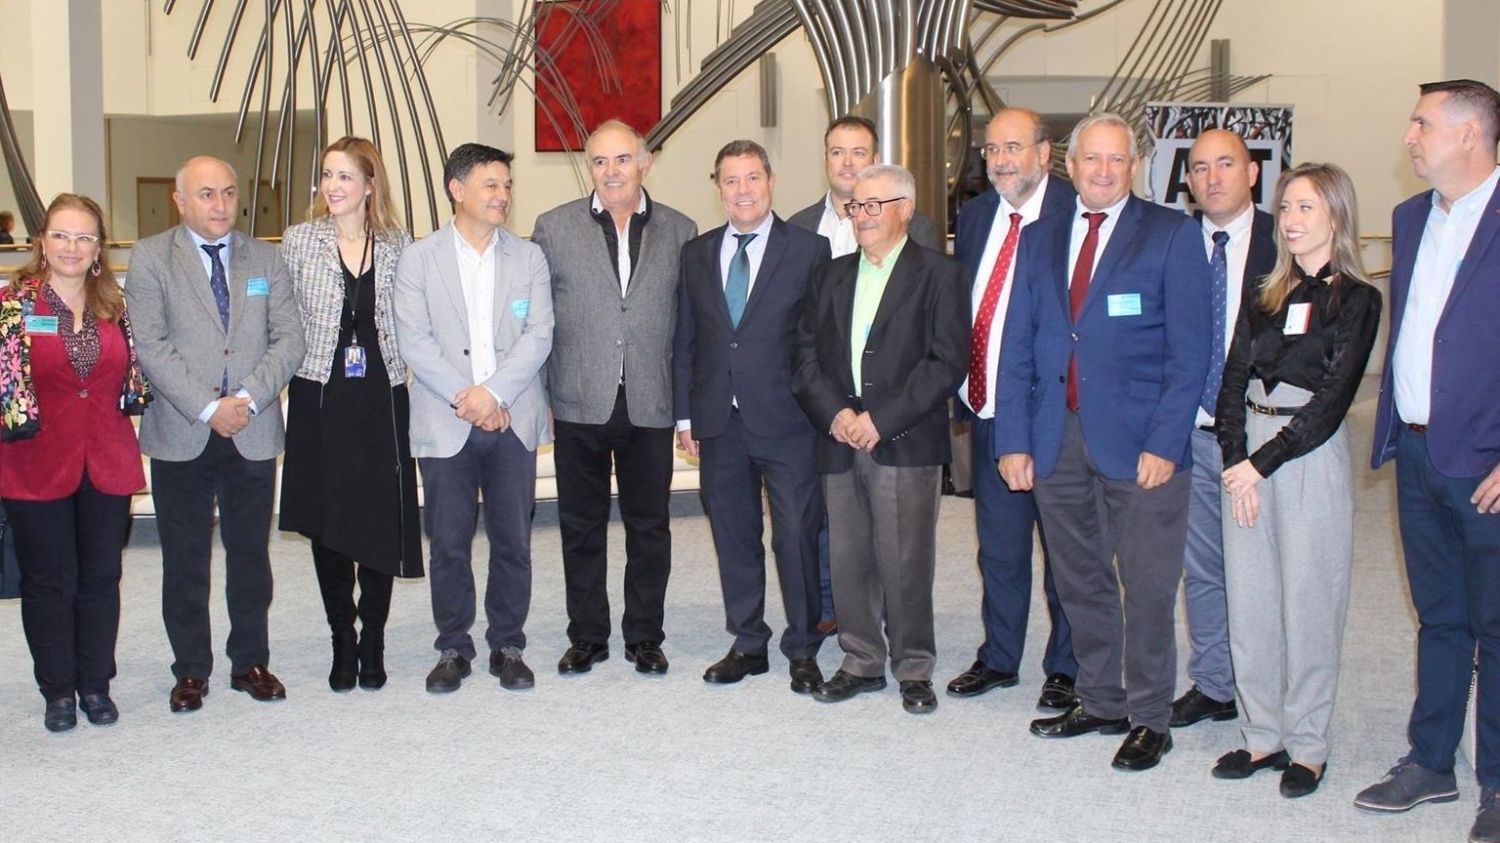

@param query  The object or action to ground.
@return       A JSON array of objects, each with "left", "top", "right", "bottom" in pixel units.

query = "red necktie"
[
  {"left": 1066, "top": 212, "right": 1108, "bottom": 412},
  {"left": 968, "top": 212, "right": 1023, "bottom": 412}
]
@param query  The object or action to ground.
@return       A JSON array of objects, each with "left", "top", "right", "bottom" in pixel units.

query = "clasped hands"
[
  {"left": 831, "top": 408, "right": 880, "bottom": 451},
  {"left": 454, "top": 385, "right": 510, "bottom": 432},
  {"left": 207, "top": 395, "right": 253, "bottom": 437}
]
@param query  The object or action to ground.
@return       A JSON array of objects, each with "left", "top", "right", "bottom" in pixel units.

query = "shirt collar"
[
  {"left": 1203, "top": 203, "right": 1255, "bottom": 241},
  {"left": 1075, "top": 193, "right": 1130, "bottom": 221},
  {"left": 1435, "top": 166, "right": 1500, "bottom": 215},
  {"left": 451, "top": 221, "right": 498, "bottom": 258},
  {"left": 727, "top": 212, "right": 774, "bottom": 243},
  {"left": 859, "top": 235, "right": 909, "bottom": 273},
  {"left": 186, "top": 227, "right": 232, "bottom": 252},
  {"left": 590, "top": 188, "right": 650, "bottom": 220},
  {"left": 999, "top": 173, "right": 1051, "bottom": 220}
]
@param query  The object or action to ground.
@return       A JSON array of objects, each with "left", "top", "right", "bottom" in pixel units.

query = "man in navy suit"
[
  {"left": 1355, "top": 79, "right": 1500, "bottom": 843},
  {"left": 948, "top": 107, "right": 1079, "bottom": 711},
  {"left": 1169, "top": 129, "right": 1278, "bottom": 729},
  {"left": 996, "top": 113, "right": 1211, "bottom": 771},
  {"left": 674, "top": 140, "right": 831, "bottom": 693}
]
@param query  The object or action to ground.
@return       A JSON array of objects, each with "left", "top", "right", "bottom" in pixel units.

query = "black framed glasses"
[{"left": 844, "top": 197, "right": 906, "bottom": 217}]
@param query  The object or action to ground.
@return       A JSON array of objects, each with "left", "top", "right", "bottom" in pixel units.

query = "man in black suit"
[
  {"left": 948, "top": 107, "right": 1079, "bottom": 710},
  {"left": 793, "top": 164, "right": 969, "bottom": 714},
  {"left": 674, "top": 140, "right": 832, "bottom": 693},
  {"left": 1169, "top": 128, "right": 1279, "bottom": 729}
]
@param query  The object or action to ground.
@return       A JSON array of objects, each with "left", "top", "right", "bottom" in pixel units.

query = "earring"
[{"left": 91, "top": 259, "right": 102, "bottom": 277}]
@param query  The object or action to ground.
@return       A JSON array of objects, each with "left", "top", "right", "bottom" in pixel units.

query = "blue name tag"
[
  {"left": 1107, "top": 293, "right": 1143, "bottom": 317},
  {"left": 511, "top": 298, "right": 530, "bottom": 319},
  {"left": 246, "top": 277, "right": 270, "bottom": 297},
  {"left": 24, "top": 315, "right": 59, "bottom": 335}
]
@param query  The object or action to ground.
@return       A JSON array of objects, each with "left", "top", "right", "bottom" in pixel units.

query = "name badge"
[
  {"left": 246, "top": 277, "right": 270, "bottom": 297},
  {"left": 344, "top": 344, "right": 367, "bottom": 378},
  {"left": 1107, "top": 293, "right": 1142, "bottom": 317},
  {"left": 24, "top": 315, "right": 59, "bottom": 335},
  {"left": 511, "top": 298, "right": 530, "bottom": 319},
  {"left": 1284, "top": 302, "right": 1312, "bottom": 335}
]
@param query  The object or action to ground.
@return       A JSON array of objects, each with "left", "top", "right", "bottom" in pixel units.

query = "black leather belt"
[
  {"left": 1246, "top": 399, "right": 1299, "bottom": 417},
  {"left": 1197, "top": 424, "right": 1216, "bottom": 433},
  {"left": 1407, "top": 422, "right": 1428, "bottom": 434}
]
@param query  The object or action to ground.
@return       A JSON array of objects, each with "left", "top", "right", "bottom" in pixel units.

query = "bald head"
[
  {"left": 1187, "top": 129, "right": 1258, "bottom": 226},
  {"left": 173, "top": 156, "right": 240, "bottom": 240}
]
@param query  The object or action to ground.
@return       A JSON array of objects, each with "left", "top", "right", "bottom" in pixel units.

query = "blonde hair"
[
  {"left": 308, "top": 136, "right": 404, "bottom": 236},
  {"left": 15, "top": 193, "right": 124, "bottom": 322},
  {"left": 1260, "top": 163, "right": 1366, "bottom": 314}
]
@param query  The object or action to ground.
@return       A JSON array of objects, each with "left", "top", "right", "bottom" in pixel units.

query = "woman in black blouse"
[{"left": 1212, "top": 162, "right": 1382, "bottom": 797}]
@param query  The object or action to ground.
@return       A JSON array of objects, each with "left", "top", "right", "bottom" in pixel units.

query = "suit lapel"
[
  {"left": 491, "top": 229, "right": 517, "bottom": 336},
  {"left": 1078, "top": 197, "right": 1142, "bottom": 320},
  {"left": 737, "top": 218, "right": 786, "bottom": 329},
  {"left": 1387, "top": 194, "right": 1429, "bottom": 341},
  {"left": 1440, "top": 179, "right": 1500, "bottom": 324},
  {"left": 868, "top": 242, "right": 921, "bottom": 335},
  {"left": 172, "top": 226, "right": 227, "bottom": 335},
  {"left": 703, "top": 227, "right": 734, "bottom": 328},
  {"left": 1047, "top": 217, "right": 1073, "bottom": 316},
  {"left": 225, "top": 231, "right": 253, "bottom": 343},
  {"left": 435, "top": 222, "right": 470, "bottom": 330},
  {"left": 830, "top": 256, "right": 857, "bottom": 360}
]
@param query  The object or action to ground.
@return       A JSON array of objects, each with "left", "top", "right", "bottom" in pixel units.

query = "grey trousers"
[
  {"left": 1182, "top": 428, "right": 1235, "bottom": 702},
  {"left": 1223, "top": 382, "right": 1352, "bottom": 766},
  {"left": 1034, "top": 414, "right": 1190, "bottom": 732},
  {"left": 824, "top": 452, "right": 941, "bottom": 681}
]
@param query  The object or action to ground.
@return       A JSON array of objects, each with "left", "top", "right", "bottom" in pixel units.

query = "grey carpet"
[{"left": 0, "top": 384, "right": 1475, "bottom": 842}]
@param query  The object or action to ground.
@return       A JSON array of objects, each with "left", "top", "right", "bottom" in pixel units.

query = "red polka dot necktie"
[{"left": 967, "top": 212, "right": 1023, "bottom": 413}]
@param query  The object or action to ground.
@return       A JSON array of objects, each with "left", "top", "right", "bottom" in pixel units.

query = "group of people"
[{"left": 2, "top": 74, "right": 1499, "bottom": 841}]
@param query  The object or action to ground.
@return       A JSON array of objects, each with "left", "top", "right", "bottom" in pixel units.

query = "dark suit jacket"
[
  {"left": 673, "top": 216, "right": 831, "bottom": 440},
  {"left": 1196, "top": 207, "right": 1278, "bottom": 308},
  {"left": 787, "top": 197, "right": 944, "bottom": 253},
  {"left": 1372, "top": 180, "right": 1500, "bottom": 477},
  {"left": 953, "top": 176, "right": 1077, "bottom": 281},
  {"left": 995, "top": 194, "right": 1212, "bottom": 480},
  {"left": 792, "top": 242, "right": 970, "bottom": 473}
]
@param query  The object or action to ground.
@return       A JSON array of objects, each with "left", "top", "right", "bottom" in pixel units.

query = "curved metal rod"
[
  {"left": 980, "top": 0, "right": 1128, "bottom": 77},
  {"left": 247, "top": 0, "right": 278, "bottom": 236},
  {"left": 301, "top": 0, "right": 324, "bottom": 152},
  {"left": 208, "top": 0, "right": 252, "bottom": 102},
  {"left": 187, "top": 0, "right": 217, "bottom": 59},
  {"left": 1097, "top": 0, "right": 1171, "bottom": 113},
  {"left": 826, "top": 2, "right": 860, "bottom": 111},
  {"left": 791, "top": 1, "right": 839, "bottom": 118},
  {"left": 352, "top": 0, "right": 411, "bottom": 228},
  {"left": 839, "top": 0, "right": 872, "bottom": 101},
  {"left": 373, "top": 0, "right": 438, "bottom": 230},
  {"left": 230, "top": 1, "right": 274, "bottom": 142},
  {"left": 0, "top": 73, "right": 44, "bottom": 233}
]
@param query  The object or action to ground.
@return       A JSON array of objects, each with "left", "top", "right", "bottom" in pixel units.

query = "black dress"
[{"left": 279, "top": 260, "right": 423, "bottom": 577}]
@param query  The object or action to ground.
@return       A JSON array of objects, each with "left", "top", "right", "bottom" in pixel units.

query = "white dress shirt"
[
  {"left": 591, "top": 189, "right": 648, "bottom": 295},
  {"left": 815, "top": 192, "right": 860, "bottom": 258},
  {"left": 960, "top": 174, "right": 1050, "bottom": 418},
  {"left": 452, "top": 224, "right": 499, "bottom": 390},
  {"left": 1196, "top": 203, "right": 1255, "bottom": 428},
  {"left": 1394, "top": 166, "right": 1500, "bottom": 425},
  {"left": 1067, "top": 194, "right": 1131, "bottom": 290}
]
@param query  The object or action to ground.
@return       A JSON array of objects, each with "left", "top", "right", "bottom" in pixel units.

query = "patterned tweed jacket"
[{"left": 281, "top": 217, "right": 412, "bottom": 387}]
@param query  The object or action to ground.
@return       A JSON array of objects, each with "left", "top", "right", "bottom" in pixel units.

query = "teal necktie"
[{"left": 726, "top": 232, "right": 756, "bottom": 327}]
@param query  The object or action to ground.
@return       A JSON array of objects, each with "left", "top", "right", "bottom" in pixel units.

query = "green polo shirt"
[{"left": 850, "top": 236, "right": 908, "bottom": 397}]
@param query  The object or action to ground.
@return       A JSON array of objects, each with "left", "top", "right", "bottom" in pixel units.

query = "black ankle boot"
[
  {"left": 329, "top": 629, "right": 358, "bottom": 692},
  {"left": 357, "top": 629, "right": 387, "bottom": 690}
]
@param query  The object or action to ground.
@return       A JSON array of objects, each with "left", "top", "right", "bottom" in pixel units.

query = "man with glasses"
[{"left": 792, "top": 164, "right": 968, "bottom": 714}]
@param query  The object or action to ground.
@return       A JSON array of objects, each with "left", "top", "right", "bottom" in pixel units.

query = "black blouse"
[{"left": 1215, "top": 262, "right": 1383, "bottom": 477}]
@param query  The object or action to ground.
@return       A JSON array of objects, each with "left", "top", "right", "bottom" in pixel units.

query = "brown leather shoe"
[
  {"left": 229, "top": 666, "right": 287, "bottom": 701},
  {"left": 169, "top": 677, "right": 209, "bottom": 713}
]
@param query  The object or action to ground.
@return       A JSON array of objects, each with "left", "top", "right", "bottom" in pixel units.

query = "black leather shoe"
[
  {"left": 44, "top": 698, "right": 77, "bottom": 733},
  {"left": 1213, "top": 749, "right": 1291, "bottom": 780},
  {"left": 1030, "top": 703, "right": 1130, "bottom": 738},
  {"left": 813, "top": 670, "right": 887, "bottom": 702},
  {"left": 1112, "top": 726, "right": 1173, "bottom": 771},
  {"left": 1281, "top": 762, "right": 1324, "bottom": 798},
  {"left": 625, "top": 642, "right": 670, "bottom": 675},
  {"left": 900, "top": 680, "right": 938, "bottom": 714},
  {"left": 490, "top": 648, "right": 535, "bottom": 690},
  {"left": 329, "top": 629, "right": 357, "bottom": 692},
  {"left": 1037, "top": 673, "right": 1077, "bottom": 710},
  {"left": 945, "top": 660, "right": 1018, "bottom": 698},
  {"left": 557, "top": 641, "right": 609, "bottom": 674},
  {"left": 1169, "top": 685, "right": 1237, "bottom": 727},
  {"left": 789, "top": 658, "right": 823, "bottom": 694},
  {"left": 79, "top": 693, "right": 119, "bottom": 726},
  {"left": 425, "top": 650, "right": 471, "bottom": 693},
  {"left": 703, "top": 650, "right": 770, "bottom": 684}
]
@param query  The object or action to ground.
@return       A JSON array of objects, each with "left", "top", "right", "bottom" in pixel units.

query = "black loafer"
[
  {"left": 900, "top": 680, "right": 938, "bottom": 714},
  {"left": 44, "top": 698, "right": 77, "bottom": 733},
  {"left": 813, "top": 670, "right": 887, "bottom": 702},
  {"left": 1030, "top": 703, "right": 1130, "bottom": 738},
  {"left": 1112, "top": 726, "right": 1173, "bottom": 771},
  {"left": 625, "top": 642, "right": 670, "bottom": 675},
  {"left": 945, "top": 660, "right": 1018, "bottom": 698},
  {"left": 489, "top": 648, "right": 535, "bottom": 690},
  {"left": 557, "top": 641, "right": 609, "bottom": 674},
  {"left": 79, "top": 693, "right": 119, "bottom": 726},
  {"left": 789, "top": 658, "right": 824, "bottom": 694},
  {"left": 1169, "top": 685, "right": 1237, "bottom": 728},
  {"left": 1213, "top": 749, "right": 1291, "bottom": 780},
  {"left": 1281, "top": 762, "right": 1325, "bottom": 798},
  {"left": 1037, "top": 673, "right": 1077, "bottom": 710},
  {"left": 704, "top": 650, "right": 769, "bottom": 684}
]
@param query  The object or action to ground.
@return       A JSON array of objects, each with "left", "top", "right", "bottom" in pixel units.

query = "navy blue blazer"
[
  {"left": 994, "top": 194, "right": 1213, "bottom": 480},
  {"left": 1372, "top": 179, "right": 1500, "bottom": 477},
  {"left": 673, "top": 216, "right": 831, "bottom": 441},
  {"left": 954, "top": 176, "right": 1078, "bottom": 281}
]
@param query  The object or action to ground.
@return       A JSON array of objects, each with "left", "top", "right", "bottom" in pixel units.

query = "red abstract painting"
[{"left": 534, "top": 0, "right": 662, "bottom": 152}]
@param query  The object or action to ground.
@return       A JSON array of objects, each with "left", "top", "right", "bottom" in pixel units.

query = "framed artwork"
[{"left": 534, "top": 0, "right": 662, "bottom": 152}]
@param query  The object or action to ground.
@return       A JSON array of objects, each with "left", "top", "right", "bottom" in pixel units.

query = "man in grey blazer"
[
  {"left": 126, "top": 155, "right": 305, "bottom": 713},
  {"left": 532, "top": 120, "right": 697, "bottom": 676},
  {"left": 394, "top": 143, "right": 553, "bottom": 694}
]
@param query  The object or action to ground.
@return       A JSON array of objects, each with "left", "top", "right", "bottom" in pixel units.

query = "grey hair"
[
  {"left": 174, "top": 156, "right": 240, "bottom": 194},
  {"left": 855, "top": 163, "right": 916, "bottom": 201},
  {"left": 584, "top": 119, "right": 648, "bottom": 159},
  {"left": 1067, "top": 113, "right": 1140, "bottom": 161}
]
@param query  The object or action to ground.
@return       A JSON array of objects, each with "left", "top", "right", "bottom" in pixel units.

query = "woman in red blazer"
[{"left": 0, "top": 193, "right": 151, "bottom": 732}]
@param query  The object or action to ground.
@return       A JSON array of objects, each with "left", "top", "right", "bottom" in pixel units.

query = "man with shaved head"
[
  {"left": 126, "top": 155, "right": 305, "bottom": 713},
  {"left": 1168, "top": 128, "right": 1277, "bottom": 731},
  {"left": 533, "top": 120, "right": 697, "bottom": 677}
]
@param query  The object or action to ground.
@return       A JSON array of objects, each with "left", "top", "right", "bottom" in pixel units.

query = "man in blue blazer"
[
  {"left": 1356, "top": 80, "right": 1500, "bottom": 843},
  {"left": 996, "top": 113, "right": 1211, "bottom": 771},
  {"left": 948, "top": 107, "right": 1079, "bottom": 711},
  {"left": 674, "top": 141, "right": 832, "bottom": 693}
]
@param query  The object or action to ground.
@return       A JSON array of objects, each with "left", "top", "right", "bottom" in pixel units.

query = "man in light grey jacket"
[
  {"left": 532, "top": 120, "right": 697, "bottom": 676},
  {"left": 126, "top": 155, "right": 305, "bottom": 713},
  {"left": 394, "top": 143, "right": 553, "bottom": 694}
]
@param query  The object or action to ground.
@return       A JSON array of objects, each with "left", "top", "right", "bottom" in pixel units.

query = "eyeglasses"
[
  {"left": 982, "top": 141, "right": 1039, "bottom": 159},
  {"left": 844, "top": 198, "right": 906, "bottom": 217},
  {"left": 45, "top": 230, "right": 101, "bottom": 247}
]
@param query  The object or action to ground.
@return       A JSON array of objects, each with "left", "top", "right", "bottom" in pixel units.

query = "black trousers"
[
  {"left": 7, "top": 473, "right": 131, "bottom": 701},
  {"left": 152, "top": 434, "right": 277, "bottom": 679},
  {"left": 554, "top": 387, "right": 674, "bottom": 646},
  {"left": 311, "top": 539, "right": 393, "bottom": 640}
]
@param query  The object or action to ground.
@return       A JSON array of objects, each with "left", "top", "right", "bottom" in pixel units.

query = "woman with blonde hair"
[
  {"left": 1212, "top": 162, "right": 1382, "bottom": 796},
  {"left": 279, "top": 136, "right": 421, "bottom": 691},
  {"left": 0, "top": 193, "right": 151, "bottom": 731}
]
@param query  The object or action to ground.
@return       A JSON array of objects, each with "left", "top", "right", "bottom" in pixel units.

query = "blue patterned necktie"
[
  {"left": 201, "top": 243, "right": 231, "bottom": 330},
  {"left": 725, "top": 232, "right": 756, "bottom": 327},
  {"left": 1201, "top": 230, "right": 1230, "bottom": 415}
]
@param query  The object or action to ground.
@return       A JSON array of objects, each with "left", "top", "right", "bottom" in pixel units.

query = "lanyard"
[{"left": 343, "top": 232, "right": 372, "bottom": 340}]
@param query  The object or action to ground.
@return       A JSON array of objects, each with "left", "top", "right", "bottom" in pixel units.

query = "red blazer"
[{"left": 0, "top": 293, "right": 146, "bottom": 501}]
